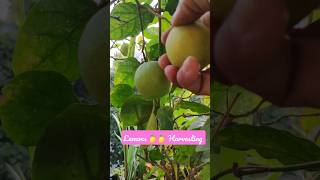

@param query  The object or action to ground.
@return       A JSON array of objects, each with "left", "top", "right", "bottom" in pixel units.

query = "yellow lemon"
[
  {"left": 165, "top": 23, "right": 210, "bottom": 68},
  {"left": 158, "top": 135, "right": 165, "bottom": 144},
  {"left": 150, "top": 135, "right": 156, "bottom": 143}
]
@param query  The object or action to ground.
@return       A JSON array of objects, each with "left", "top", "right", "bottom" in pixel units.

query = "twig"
[
  {"left": 212, "top": 93, "right": 241, "bottom": 139},
  {"left": 262, "top": 113, "right": 320, "bottom": 125},
  {"left": 211, "top": 109, "right": 225, "bottom": 116},
  {"left": 110, "top": 16, "right": 128, "bottom": 23},
  {"left": 174, "top": 113, "right": 210, "bottom": 121},
  {"left": 143, "top": 5, "right": 171, "bottom": 25},
  {"left": 135, "top": 0, "right": 147, "bottom": 62},
  {"left": 158, "top": 0, "right": 162, "bottom": 55},
  {"left": 231, "top": 99, "right": 266, "bottom": 118},
  {"left": 213, "top": 161, "right": 320, "bottom": 180},
  {"left": 137, "top": 154, "right": 164, "bottom": 171},
  {"left": 212, "top": 99, "right": 266, "bottom": 118}
]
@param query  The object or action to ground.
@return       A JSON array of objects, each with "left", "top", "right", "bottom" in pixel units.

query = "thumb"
[
  {"left": 171, "top": 0, "right": 210, "bottom": 26},
  {"left": 199, "top": 11, "right": 210, "bottom": 29}
]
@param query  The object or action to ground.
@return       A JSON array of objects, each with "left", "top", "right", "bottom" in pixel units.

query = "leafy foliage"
[
  {"left": 120, "top": 95, "right": 153, "bottom": 127},
  {"left": 0, "top": 1, "right": 108, "bottom": 179},
  {"left": 12, "top": 0, "right": 99, "bottom": 80},
  {"left": 32, "top": 104, "right": 106, "bottom": 180},
  {"left": 110, "top": 3, "right": 154, "bottom": 40},
  {"left": 216, "top": 124, "right": 320, "bottom": 165},
  {"left": 110, "top": 0, "right": 210, "bottom": 178},
  {"left": 0, "top": 71, "right": 77, "bottom": 145}
]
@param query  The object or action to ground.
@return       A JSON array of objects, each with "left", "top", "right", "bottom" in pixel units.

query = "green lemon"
[{"left": 134, "top": 61, "right": 171, "bottom": 99}]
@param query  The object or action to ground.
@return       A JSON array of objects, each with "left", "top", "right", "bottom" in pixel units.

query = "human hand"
[
  {"left": 158, "top": 0, "right": 210, "bottom": 95},
  {"left": 214, "top": 0, "right": 320, "bottom": 107}
]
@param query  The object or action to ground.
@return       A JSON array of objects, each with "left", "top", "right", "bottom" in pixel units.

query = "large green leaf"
[
  {"left": 157, "top": 106, "right": 174, "bottom": 130},
  {"left": 114, "top": 58, "right": 140, "bottom": 87},
  {"left": 110, "top": 3, "right": 154, "bottom": 40},
  {"left": 110, "top": 84, "right": 134, "bottom": 108},
  {"left": 216, "top": 124, "right": 320, "bottom": 165},
  {"left": 0, "top": 71, "right": 77, "bottom": 145},
  {"left": 176, "top": 100, "right": 210, "bottom": 114},
  {"left": 12, "top": 0, "right": 99, "bottom": 80},
  {"left": 32, "top": 104, "right": 107, "bottom": 180},
  {"left": 212, "top": 82, "right": 264, "bottom": 116},
  {"left": 120, "top": 95, "right": 153, "bottom": 127}
]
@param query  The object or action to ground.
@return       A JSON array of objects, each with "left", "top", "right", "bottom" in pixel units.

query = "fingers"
[
  {"left": 177, "top": 57, "right": 210, "bottom": 95},
  {"left": 214, "top": 0, "right": 291, "bottom": 105},
  {"left": 158, "top": 54, "right": 179, "bottom": 86},
  {"left": 164, "top": 65, "right": 179, "bottom": 86},
  {"left": 161, "top": 29, "right": 171, "bottom": 44},
  {"left": 199, "top": 11, "right": 210, "bottom": 29},
  {"left": 158, "top": 55, "right": 210, "bottom": 95},
  {"left": 171, "top": 0, "right": 210, "bottom": 26},
  {"left": 158, "top": 54, "right": 170, "bottom": 69}
]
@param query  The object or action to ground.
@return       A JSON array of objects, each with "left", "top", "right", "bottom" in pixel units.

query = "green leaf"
[
  {"left": 174, "top": 146, "right": 196, "bottom": 164},
  {"left": 216, "top": 124, "right": 320, "bottom": 165},
  {"left": 12, "top": 0, "right": 99, "bottom": 80},
  {"left": 287, "top": 0, "right": 320, "bottom": 27},
  {"left": 32, "top": 104, "right": 106, "bottom": 180},
  {"left": 111, "top": 84, "right": 134, "bottom": 108},
  {"left": 120, "top": 95, "right": 153, "bottom": 127},
  {"left": 212, "top": 146, "right": 247, "bottom": 180},
  {"left": 198, "top": 164, "right": 210, "bottom": 180},
  {"left": 176, "top": 101, "right": 210, "bottom": 114},
  {"left": 157, "top": 106, "right": 174, "bottom": 130},
  {"left": 212, "top": 82, "right": 264, "bottom": 117},
  {"left": 114, "top": 58, "right": 140, "bottom": 87},
  {"left": 196, "top": 118, "right": 210, "bottom": 152},
  {"left": 300, "top": 107, "right": 320, "bottom": 133},
  {"left": 147, "top": 42, "right": 165, "bottom": 61},
  {"left": 110, "top": 3, "right": 154, "bottom": 40},
  {"left": 165, "top": 0, "right": 179, "bottom": 15},
  {"left": 149, "top": 149, "right": 163, "bottom": 161},
  {"left": 144, "top": 27, "right": 158, "bottom": 39},
  {"left": 0, "top": 71, "right": 77, "bottom": 145}
]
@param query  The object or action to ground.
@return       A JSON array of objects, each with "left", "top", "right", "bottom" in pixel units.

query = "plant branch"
[
  {"left": 212, "top": 93, "right": 241, "bottom": 139},
  {"left": 174, "top": 113, "right": 210, "bottom": 121},
  {"left": 158, "top": 0, "right": 162, "bottom": 55},
  {"left": 212, "top": 99, "right": 266, "bottom": 118},
  {"left": 213, "top": 161, "right": 320, "bottom": 180},
  {"left": 137, "top": 154, "right": 169, "bottom": 174},
  {"left": 262, "top": 113, "right": 320, "bottom": 125},
  {"left": 135, "top": 0, "right": 147, "bottom": 62},
  {"left": 143, "top": 5, "right": 171, "bottom": 25},
  {"left": 231, "top": 99, "right": 266, "bottom": 118}
]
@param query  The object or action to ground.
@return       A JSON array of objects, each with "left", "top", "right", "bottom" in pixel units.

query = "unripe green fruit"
[
  {"left": 146, "top": 113, "right": 157, "bottom": 130},
  {"left": 78, "top": 7, "right": 108, "bottom": 104},
  {"left": 134, "top": 61, "right": 171, "bottom": 99},
  {"left": 165, "top": 23, "right": 210, "bottom": 68}
]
